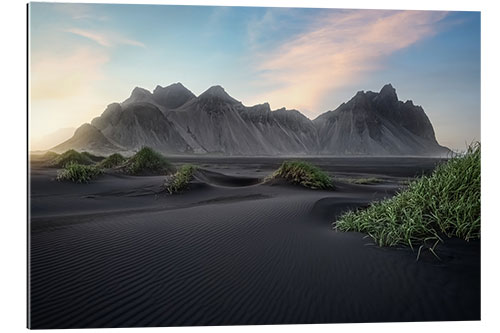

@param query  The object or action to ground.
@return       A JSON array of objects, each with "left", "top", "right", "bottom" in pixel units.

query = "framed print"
[{"left": 28, "top": 2, "right": 480, "bottom": 329}]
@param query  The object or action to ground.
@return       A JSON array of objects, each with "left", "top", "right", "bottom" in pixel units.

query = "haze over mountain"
[
  {"left": 31, "top": 127, "right": 76, "bottom": 151},
  {"left": 51, "top": 83, "right": 450, "bottom": 156}
]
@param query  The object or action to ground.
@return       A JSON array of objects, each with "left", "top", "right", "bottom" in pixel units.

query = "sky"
[{"left": 29, "top": 2, "right": 480, "bottom": 151}]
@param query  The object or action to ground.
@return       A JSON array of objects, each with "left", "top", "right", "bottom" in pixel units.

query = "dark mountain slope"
[
  {"left": 313, "top": 84, "right": 449, "bottom": 155},
  {"left": 91, "top": 102, "right": 192, "bottom": 154},
  {"left": 51, "top": 83, "right": 450, "bottom": 156},
  {"left": 51, "top": 124, "right": 122, "bottom": 155}
]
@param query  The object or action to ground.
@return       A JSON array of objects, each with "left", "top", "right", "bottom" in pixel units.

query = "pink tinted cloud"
[{"left": 254, "top": 10, "right": 448, "bottom": 116}]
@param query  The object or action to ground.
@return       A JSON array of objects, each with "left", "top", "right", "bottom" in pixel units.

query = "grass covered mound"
[
  {"left": 56, "top": 162, "right": 103, "bottom": 183},
  {"left": 164, "top": 164, "right": 198, "bottom": 194},
  {"left": 99, "top": 153, "right": 126, "bottom": 168},
  {"left": 335, "top": 143, "right": 480, "bottom": 252},
  {"left": 124, "top": 147, "right": 175, "bottom": 175},
  {"left": 51, "top": 149, "right": 94, "bottom": 167},
  {"left": 266, "top": 160, "right": 334, "bottom": 190},
  {"left": 40, "top": 151, "right": 60, "bottom": 162}
]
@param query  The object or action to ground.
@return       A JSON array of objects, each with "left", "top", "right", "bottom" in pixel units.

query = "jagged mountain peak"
[
  {"left": 53, "top": 82, "right": 450, "bottom": 156},
  {"left": 344, "top": 90, "right": 374, "bottom": 111},
  {"left": 122, "top": 86, "right": 153, "bottom": 105},
  {"left": 312, "top": 83, "right": 449, "bottom": 155},
  {"left": 198, "top": 85, "right": 240, "bottom": 103},
  {"left": 203, "top": 85, "right": 225, "bottom": 94},
  {"left": 152, "top": 82, "right": 195, "bottom": 109},
  {"left": 246, "top": 102, "right": 271, "bottom": 113},
  {"left": 130, "top": 86, "right": 152, "bottom": 98},
  {"left": 404, "top": 100, "right": 416, "bottom": 107},
  {"left": 378, "top": 83, "right": 398, "bottom": 101},
  {"left": 155, "top": 82, "right": 184, "bottom": 90},
  {"left": 273, "top": 108, "right": 312, "bottom": 123},
  {"left": 153, "top": 82, "right": 191, "bottom": 95},
  {"left": 274, "top": 107, "right": 300, "bottom": 114}
]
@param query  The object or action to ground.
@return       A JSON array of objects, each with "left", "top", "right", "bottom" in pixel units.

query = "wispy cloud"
[
  {"left": 251, "top": 10, "right": 448, "bottom": 115},
  {"left": 67, "top": 28, "right": 145, "bottom": 48},
  {"left": 245, "top": 8, "right": 312, "bottom": 52}
]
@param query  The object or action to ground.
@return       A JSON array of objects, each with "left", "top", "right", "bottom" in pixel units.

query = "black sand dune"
[
  {"left": 193, "top": 168, "right": 261, "bottom": 187},
  {"left": 29, "top": 157, "right": 479, "bottom": 328}
]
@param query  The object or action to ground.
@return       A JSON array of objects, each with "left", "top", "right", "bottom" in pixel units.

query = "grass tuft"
[
  {"left": 56, "top": 162, "right": 103, "bottom": 183},
  {"left": 99, "top": 153, "right": 126, "bottom": 168},
  {"left": 266, "top": 160, "right": 334, "bottom": 190},
  {"left": 41, "top": 151, "right": 60, "bottom": 161},
  {"left": 335, "top": 142, "right": 480, "bottom": 250},
  {"left": 164, "top": 164, "right": 198, "bottom": 194},
  {"left": 51, "top": 149, "right": 94, "bottom": 167},
  {"left": 124, "top": 147, "right": 175, "bottom": 175}
]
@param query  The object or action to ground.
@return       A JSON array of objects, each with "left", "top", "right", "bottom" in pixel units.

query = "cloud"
[
  {"left": 67, "top": 28, "right": 145, "bottom": 48},
  {"left": 251, "top": 10, "right": 448, "bottom": 115}
]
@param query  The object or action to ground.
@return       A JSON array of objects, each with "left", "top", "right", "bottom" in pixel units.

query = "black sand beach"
[{"left": 28, "top": 157, "right": 480, "bottom": 328}]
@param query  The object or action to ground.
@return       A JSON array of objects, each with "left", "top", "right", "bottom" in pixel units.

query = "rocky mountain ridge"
[{"left": 51, "top": 83, "right": 450, "bottom": 156}]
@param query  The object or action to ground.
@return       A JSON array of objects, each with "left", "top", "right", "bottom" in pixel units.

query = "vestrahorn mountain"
[{"left": 51, "top": 83, "right": 450, "bottom": 156}]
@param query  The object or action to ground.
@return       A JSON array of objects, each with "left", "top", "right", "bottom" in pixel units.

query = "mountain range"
[{"left": 51, "top": 83, "right": 450, "bottom": 156}]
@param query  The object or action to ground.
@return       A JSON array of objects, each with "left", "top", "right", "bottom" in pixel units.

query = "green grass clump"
[
  {"left": 56, "top": 162, "right": 103, "bottom": 183},
  {"left": 41, "top": 151, "right": 60, "bottom": 161},
  {"left": 51, "top": 149, "right": 94, "bottom": 167},
  {"left": 335, "top": 143, "right": 480, "bottom": 252},
  {"left": 124, "top": 147, "right": 175, "bottom": 175},
  {"left": 165, "top": 164, "right": 198, "bottom": 194},
  {"left": 99, "top": 153, "right": 126, "bottom": 168},
  {"left": 266, "top": 160, "right": 334, "bottom": 190}
]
